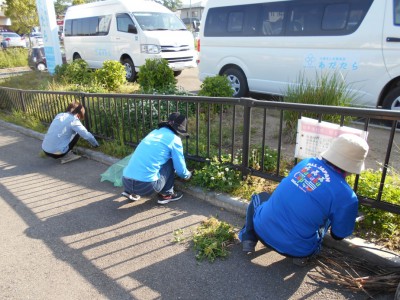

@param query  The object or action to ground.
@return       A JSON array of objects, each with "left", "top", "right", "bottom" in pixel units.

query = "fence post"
[
  {"left": 241, "top": 100, "right": 252, "bottom": 178},
  {"left": 18, "top": 89, "right": 26, "bottom": 113},
  {"left": 81, "top": 92, "right": 91, "bottom": 132}
]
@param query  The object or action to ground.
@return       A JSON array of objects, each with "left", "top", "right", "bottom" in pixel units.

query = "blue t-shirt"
[
  {"left": 253, "top": 157, "right": 358, "bottom": 257},
  {"left": 123, "top": 127, "right": 190, "bottom": 182}
]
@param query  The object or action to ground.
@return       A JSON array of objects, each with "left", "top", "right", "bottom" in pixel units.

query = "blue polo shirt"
[
  {"left": 123, "top": 127, "right": 190, "bottom": 182},
  {"left": 253, "top": 157, "right": 358, "bottom": 257}
]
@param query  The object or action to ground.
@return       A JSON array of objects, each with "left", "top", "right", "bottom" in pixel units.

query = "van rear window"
[{"left": 204, "top": 0, "right": 373, "bottom": 37}]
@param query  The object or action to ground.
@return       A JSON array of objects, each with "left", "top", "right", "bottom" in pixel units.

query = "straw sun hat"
[{"left": 320, "top": 133, "right": 369, "bottom": 174}]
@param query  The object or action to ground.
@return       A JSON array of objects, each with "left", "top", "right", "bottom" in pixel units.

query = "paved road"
[
  {"left": 176, "top": 67, "right": 202, "bottom": 94},
  {"left": 1, "top": 122, "right": 396, "bottom": 299}
]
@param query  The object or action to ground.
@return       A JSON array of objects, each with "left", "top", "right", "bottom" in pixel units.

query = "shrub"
[
  {"left": 283, "top": 72, "right": 354, "bottom": 142},
  {"left": 198, "top": 75, "right": 234, "bottom": 97},
  {"left": 137, "top": 58, "right": 177, "bottom": 94},
  {"left": 94, "top": 60, "right": 126, "bottom": 91},
  {"left": 54, "top": 63, "right": 68, "bottom": 82},
  {"left": 62, "top": 59, "right": 92, "bottom": 85}
]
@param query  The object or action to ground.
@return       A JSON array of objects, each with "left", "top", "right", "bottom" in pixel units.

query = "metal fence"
[{"left": 1, "top": 86, "right": 399, "bottom": 214}]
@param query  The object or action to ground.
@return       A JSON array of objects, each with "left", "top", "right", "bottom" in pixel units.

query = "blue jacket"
[
  {"left": 42, "top": 112, "right": 99, "bottom": 154},
  {"left": 254, "top": 157, "right": 358, "bottom": 257},
  {"left": 123, "top": 127, "right": 190, "bottom": 182}
]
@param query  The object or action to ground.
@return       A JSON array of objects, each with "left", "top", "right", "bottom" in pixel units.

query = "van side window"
[
  {"left": 64, "top": 15, "right": 111, "bottom": 37},
  {"left": 395, "top": 0, "right": 400, "bottom": 25},
  {"left": 98, "top": 15, "right": 112, "bottom": 35},
  {"left": 227, "top": 12, "right": 244, "bottom": 33},
  {"left": 204, "top": 0, "right": 373, "bottom": 37},
  {"left": 117, "top": 14, "right": 135, "bottom": 33},
  {"left": 322, "top": 4, "right": 349, "bottom": 31},
  {"left": 260, "top": 4, "right": 285, "bottom": 36}
]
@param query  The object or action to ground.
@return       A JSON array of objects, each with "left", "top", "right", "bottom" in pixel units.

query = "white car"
[
  {"left": 25, "top": 32, "right": 44, "bottom": 47},
  {"left": 0, "top": 32, "right": 26, "bottom": 48}
]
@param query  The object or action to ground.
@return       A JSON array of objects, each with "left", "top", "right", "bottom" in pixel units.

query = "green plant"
[
  {"left": 283, "top": 72, "right": 354, "bottom": 142},
  {"left": 191, "top": 155, "right": 242, "bottom": 193},
  {"left": 94, "top": 60, "right": 126, "bottom": 91},
  {"left": 193, "top": 217, "right": 237, "bottom": 262},
  {"left": 62, "top": 59, "right": 93, "bottom": 85},
  {"left": 348, "top": 168, "right": 400, "bottom": 249},
  {"left": 137, "top": 58, "right": 177, "bottom": 94},
  {"left": 0, "top": 48, "right": 28, "bottom": 68},
  {"left": 98, "top": 139, "right": 132, "bottom": 159},
  {"left": 198, "top": 75, "right": 234, "bottom": 97},
  {"left": 0, "top": 110, "right": 47, "bottom": 133}
]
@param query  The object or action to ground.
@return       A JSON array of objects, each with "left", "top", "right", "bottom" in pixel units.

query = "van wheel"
[
  {"left": 73, "top": 53, "right": 81, "bottom": 61},
  {"left": 382, "top": 87, "right": 400, "bottom": 111},
  {"left": 174, "top": 71, "right": 182, "bottom": 77},
  {"left": 37, "top": 63, "right": 46, "bottom": 72},
  {"left": 223, "top": 68, "right": 248, "bottom": 97},
  {"left": 123, "top": 58, "right": 136, "bottom": 82}
]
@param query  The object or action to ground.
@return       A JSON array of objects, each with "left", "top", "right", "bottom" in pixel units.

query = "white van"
[
  {"left": 198, "top": 0, "right": 400, "bottom": 110},
  {"left": 64, "top": 0, "right": 197, "bottom": 81}
]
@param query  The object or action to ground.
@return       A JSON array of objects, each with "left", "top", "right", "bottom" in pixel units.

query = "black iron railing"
[{"left": 1, "top": 87, "right": 399, "bottom": 214}]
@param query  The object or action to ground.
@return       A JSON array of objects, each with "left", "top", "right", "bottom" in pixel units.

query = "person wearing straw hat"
[
  {"left": 122, "top": 112, "right": 192, "bottom": 205},
  {"left": 238, "top": 133, "right": 369, "bottom": 265}
]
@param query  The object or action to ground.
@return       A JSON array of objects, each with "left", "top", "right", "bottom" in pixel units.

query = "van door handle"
[{"left": 386, "top": 37, "right": 400, "bottom": 42}]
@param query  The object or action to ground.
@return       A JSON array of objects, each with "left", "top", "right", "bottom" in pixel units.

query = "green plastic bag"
[{"left": 100, "top": 154, "right": 132, "bottom": 187}]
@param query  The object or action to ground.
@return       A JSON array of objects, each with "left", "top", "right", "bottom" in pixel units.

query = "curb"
[{"left": 1, "top": 119, "right": 399, "bottom": 267}]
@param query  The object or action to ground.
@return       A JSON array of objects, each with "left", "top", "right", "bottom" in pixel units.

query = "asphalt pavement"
[{"left": 0, "top": 120, "right": 398, "bottom": 300}]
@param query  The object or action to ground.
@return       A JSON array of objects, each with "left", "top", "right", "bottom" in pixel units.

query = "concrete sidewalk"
[{"left": 0, "top": 121, "right": 397, "bottom": 299}]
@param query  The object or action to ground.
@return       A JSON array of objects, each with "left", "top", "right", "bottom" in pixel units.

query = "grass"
[{"left": 0, "top": 48, "right": 29, "bottom": 68}]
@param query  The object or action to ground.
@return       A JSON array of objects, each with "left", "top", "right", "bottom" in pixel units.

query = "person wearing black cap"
[
  {"left": 122, "top": 112, "right": 192, "bottom": 204},
  {"left": 42, "top": 101, "right": 99, "bottom": 164}
]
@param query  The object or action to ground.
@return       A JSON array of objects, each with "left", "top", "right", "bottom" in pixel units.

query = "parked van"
[
  {"left": 63, "top": 0, "right": 197, "bottom": 81},
  {"left": 198, "top": 0, "right": 400, "bottom": 110}
]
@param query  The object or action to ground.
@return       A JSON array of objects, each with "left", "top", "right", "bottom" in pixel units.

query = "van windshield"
[{"left": 132, "top": 12, "right": 187, "bottom": 31}]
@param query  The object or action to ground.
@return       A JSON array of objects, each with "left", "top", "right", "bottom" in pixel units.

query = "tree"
[
  {"left": 54, "top": 0, "right": 68, "bottom": 17},
  {"left": 71, "top": 0, "right": 98, "bottom": 5},
  {"left": 3, "top": 0, "right": 39, "bottom": 34},
  {"left": 155, "top": 0, "right": 183, "bottom": 12}
]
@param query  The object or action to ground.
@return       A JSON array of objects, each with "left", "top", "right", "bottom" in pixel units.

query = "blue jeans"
[
  {"left": 122, "top": 159, "right": 175, "bottom": 196},
  {"left": 239, "top": 192, "right": 270, "bottom": 243}
]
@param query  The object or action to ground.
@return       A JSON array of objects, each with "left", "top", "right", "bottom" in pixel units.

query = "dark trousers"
[
  {"left": 239, "top": 192, "right": 271, "bottom": 242},
  {"left": 43, "top": 134, "right": 80, "bottom": 159}
]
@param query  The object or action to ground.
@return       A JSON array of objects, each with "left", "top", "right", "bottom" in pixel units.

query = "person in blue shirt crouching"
[
  {"left": 239, "top": 133, "right": 369, "bottom": 265},
  {"left": 122, "top": 112, "right": 192, "bottom": 205}
]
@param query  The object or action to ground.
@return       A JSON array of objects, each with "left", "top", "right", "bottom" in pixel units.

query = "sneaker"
[
  {"left": 121, "top": 191, "right": 141, "bottom": 202},
  {"left": 242, "top": 240, "right": 257, "bottom": 253},
  {"left": 61, "top": 151, "right": 81, "bottom": 164},
  {"left": 157, "top": 191, "right": 183, "bottom": 204}
]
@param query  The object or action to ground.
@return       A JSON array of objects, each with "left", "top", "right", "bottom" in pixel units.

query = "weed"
[
  {"left": 193, "top": 217, "right": 237, "bottom": 262},
  {"left": 0, "top": 110, "right": 46, "bottom": 133},
  {"left": 283, "top": 72, "right": 354, "bottom": 142}
]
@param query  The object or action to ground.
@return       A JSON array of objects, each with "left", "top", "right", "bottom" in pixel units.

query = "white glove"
[{"left": 184, "top": 171, "right": 192, "bottom": 180}]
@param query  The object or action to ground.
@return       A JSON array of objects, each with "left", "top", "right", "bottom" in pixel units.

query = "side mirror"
[{"left": 128, "top": 24, "right": 137, "bottom": 34}]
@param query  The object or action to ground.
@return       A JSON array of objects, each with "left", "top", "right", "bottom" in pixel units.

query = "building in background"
[
  {"left": 179, "top": 0, "right": 207, "bottom": 31},
  {"left": 0, "top": 0, "right": 12, "bottom": 31}
]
